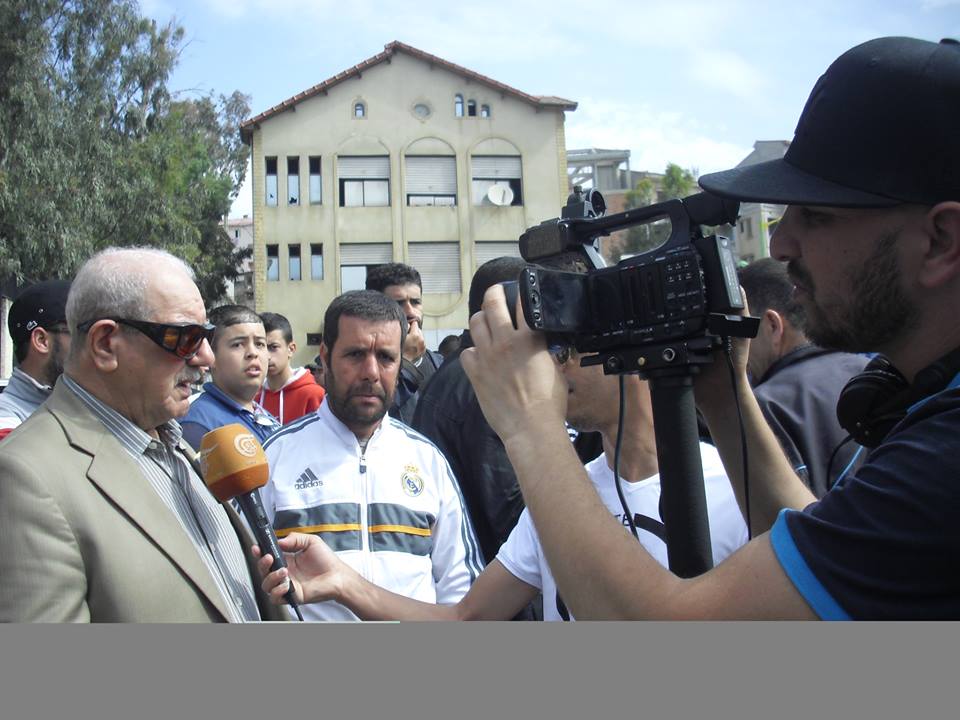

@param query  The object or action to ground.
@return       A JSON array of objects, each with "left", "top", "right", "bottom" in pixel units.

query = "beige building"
[
  {"left": 223, "top": 216, "right": 255, "bottom": 307},
  {"left": 240, "top": 41, "right": 576, "bottom": 363},
  {"left": 731, "top": 141, "right": 789, "bottom": 262}
]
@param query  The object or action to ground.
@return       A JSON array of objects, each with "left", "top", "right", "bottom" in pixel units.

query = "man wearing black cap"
[
  {"left": 449, "top": 37, "right": 960, "bottom": 619},
  {"left": 0, "top": 280, "right": 72, "bottom": 441}
]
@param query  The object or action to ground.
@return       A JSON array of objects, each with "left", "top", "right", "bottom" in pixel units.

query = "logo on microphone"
[
  {"left": 401, "top": 465, "right": 423, "bottom": 497},
  {"left": 234, "top": 433, "right": 259, "bottom": 457}
]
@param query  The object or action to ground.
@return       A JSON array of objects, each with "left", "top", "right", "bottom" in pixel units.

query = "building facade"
[
  {"left": 731, "top": 141, "right": 789, "bottom": 263},
  {"left": 223, "top": 216, "right": 255, "bottom": 307},
  {"left": 241, "top": 41, "right": 576, "bottom": 362}
]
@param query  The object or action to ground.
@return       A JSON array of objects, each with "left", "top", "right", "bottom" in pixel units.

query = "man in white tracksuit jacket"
[{"left": 262, "top": 290, "right": 483, "bottom": 621}]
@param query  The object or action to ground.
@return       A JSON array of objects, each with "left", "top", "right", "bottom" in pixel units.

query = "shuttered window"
[
  {"left": 339, "top": 243, "right": 393, "bottom": 265},
  {"left": 338, "top": 156, "right": 390, "bottom": 179},
  {"left": 471, "top": 156, "right": 521, "bottom": 179},
  {"left": 338, "top": 156, "right": 391, "bottom": 207},
  {"left": 471, "top": 156, "right": 522, "bottom": 206},
  {"left": 474, "top": 241, "right": 522, "bottom": 268},
  {"left": 339, "top": 243, "right": 393, "bottom": 292},
  {"left": 408, "top": 242, "right": 461, "bottom": 294},
  {"left": 405, "top": 156, "right": 457, "bottom": 206}
]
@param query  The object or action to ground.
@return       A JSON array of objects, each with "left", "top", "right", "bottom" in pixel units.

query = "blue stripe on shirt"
[{"left": 769, "top": 508, "right": 851, "bottom": 621}]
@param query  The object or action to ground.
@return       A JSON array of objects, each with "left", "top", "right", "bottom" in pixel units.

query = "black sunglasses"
[{"left": 77, "top": 317, "right": 214, "bottom": 360}]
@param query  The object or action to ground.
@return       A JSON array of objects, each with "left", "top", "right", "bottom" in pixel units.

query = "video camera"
[
  {"left": 503, "top": 187, "right": 760, "bottom": 576},
  {"left": 508, "top": 187, "right": 759, "bottom": 375}
]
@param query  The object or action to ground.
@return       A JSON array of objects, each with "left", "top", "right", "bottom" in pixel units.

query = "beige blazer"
[{"left": 0, "top": 381, "right": 287, "bottom": 622}]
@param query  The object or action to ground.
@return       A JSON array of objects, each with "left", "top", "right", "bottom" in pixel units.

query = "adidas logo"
[{"left": 294, "top": 467, "right": 323, "bottom": 491}]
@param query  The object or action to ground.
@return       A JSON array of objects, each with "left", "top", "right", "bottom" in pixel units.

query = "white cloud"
[
  {"left": 686, "top": 48, "right": 768, "bottom": 101},
  {"left": 565, "top": 97, "right": 751, "bottom": 177}
]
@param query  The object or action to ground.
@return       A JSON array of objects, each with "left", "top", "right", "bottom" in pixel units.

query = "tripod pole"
[{"left": 647, "top": 371, "right": 714, "bottom": 577}]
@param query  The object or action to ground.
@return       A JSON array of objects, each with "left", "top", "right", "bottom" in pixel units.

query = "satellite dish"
[{"left": 487, "top": 184, "right": 514, "bottom": 206}]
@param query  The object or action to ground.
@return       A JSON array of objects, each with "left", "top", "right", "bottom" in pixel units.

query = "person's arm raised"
[
  {"left": 459, "top": 285, "right": 817, "bottom": 620},
  {"left": 692, "top": 295, "right": 816, "bottom": 534},
  {"left": 256, "top": 533, "right": 536, "bottom": 621}
]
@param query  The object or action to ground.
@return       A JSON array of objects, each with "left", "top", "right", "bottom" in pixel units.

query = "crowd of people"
[{"left": 1, "top": 35, "right": 958, "bottom": 621}]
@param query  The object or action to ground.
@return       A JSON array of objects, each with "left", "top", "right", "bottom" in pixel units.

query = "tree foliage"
[
  {"left": 0, "top": 0, "right": 250, "bottom": 304},
  {"left": 608, "top": 163, "right": 698, "bottom": 262}
]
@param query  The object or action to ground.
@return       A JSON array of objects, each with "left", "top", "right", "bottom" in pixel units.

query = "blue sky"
[{"left": 141, "top": 0, "right": 959, "bottom": 218}]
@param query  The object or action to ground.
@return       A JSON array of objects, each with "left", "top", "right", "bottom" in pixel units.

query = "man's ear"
[
  {"left": 919, "top": 201, "right": 960, "bottom": 289},
  {"left": 288, "top": 341, "right": 297, "bottom": 357},
  {"left": 86, "top": 320, "right": 121, "bottom": 372},
  {"left": 764, "top": 308, "right": 787, "bottom": 353},
  {"left": 319, "top": 343, "right": 329, "bottom": 368},
  {"left": 28, "top": 327, "right": 54, "bottom": 358}
]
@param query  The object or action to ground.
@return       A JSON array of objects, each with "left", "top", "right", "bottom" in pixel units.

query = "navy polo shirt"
[
  {"left": 180, "top": 382, "right": 280, "bottom": 451},
  {"left": 770, "top": 379, "right": 960, "bottom": 620}
]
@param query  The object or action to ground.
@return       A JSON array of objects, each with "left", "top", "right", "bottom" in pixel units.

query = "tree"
[
  {"left": 608, "top": 163, "right": 698, "bottom": 262},
  {"left": 0, "top": 0, "right": 250, "bottom": 305}
]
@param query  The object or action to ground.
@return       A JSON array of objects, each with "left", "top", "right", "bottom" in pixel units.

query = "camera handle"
[
  {"left": 647, "top": 369, "right": 714, "bottom": 577},
  {"left": 584, "top": 339, "right": 720, "bottom": 577}
]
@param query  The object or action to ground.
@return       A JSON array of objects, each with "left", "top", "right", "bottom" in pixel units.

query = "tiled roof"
[{"left": 240, "top": 40, "right": 577, "bottom": 144}]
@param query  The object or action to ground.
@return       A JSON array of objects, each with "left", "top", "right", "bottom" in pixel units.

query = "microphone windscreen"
[{"left": 199, "top": 424, "right": 269, "bottom": 502}]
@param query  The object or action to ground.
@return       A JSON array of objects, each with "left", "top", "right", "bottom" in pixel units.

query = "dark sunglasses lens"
[
  {"left": 175, "top": 326, "right": 208, "bottom": 359},
  {"left": 161, "top": 326, "right": 183, "bottom": 353}
]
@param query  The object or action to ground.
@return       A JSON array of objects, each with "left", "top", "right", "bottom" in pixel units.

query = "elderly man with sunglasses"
[{"left": 0, "top": 247, "right": 286, "bottom": 622}]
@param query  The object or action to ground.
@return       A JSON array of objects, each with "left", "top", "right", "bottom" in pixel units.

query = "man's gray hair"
[{"left": 66, "top": 247, "right": 195, "bottom": 335}]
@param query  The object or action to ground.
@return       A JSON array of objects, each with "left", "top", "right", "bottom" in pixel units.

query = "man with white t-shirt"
[{"left": 255, "top": 345, "right": 749, "bottom": 620}]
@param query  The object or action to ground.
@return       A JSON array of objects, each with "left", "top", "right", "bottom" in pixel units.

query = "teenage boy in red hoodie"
[{"left": 258, "top": 312, "right": 325, "bottom": 424}]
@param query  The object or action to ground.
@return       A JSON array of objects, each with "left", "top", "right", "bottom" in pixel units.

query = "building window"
[
  {"left": 287, "top": 156, "right": 300, "bottom": 205},
  {"left": 471, "top": 156, "right": 523, "bottom": 206},
  {"left": 309, "top": 156, "right": 322, "bottom": 204},
  {"left": 408, "top": 242, "right": 461, "bottom": 293},
  {"left": 310, "top": 243, "right": 323, "bottom": 280},
  {"left": 234, "top": 229, "right": 240, "bottom": 239},
  {"left": 480, "top": 104, "right": 490, "bottom": 118},
  {"left": 354, "top": 102, "right": 365, "bottom": 118},
  {"left": 266, "top": 244, "right": 279, "bottom": 281},
  {"left": 405, "top": 156, "right": 456, "bottom": 206},
  {"left": 338, "top": 156, "right": 390, "bottom": 207},
  {"left": 339, "top": 243, "right": 392, "bottom": 292},
  {"left": 454, "top": 94, "right": 464, "bottom": 117},
  {"left": 265, "top": 157, "right": 278, "bottom": 207},
  {"left": 306, "top": 333, "right": 322, "bottom": 346},
  {"left": 289, "top": 244, "right": 301, "bottom": 281},
  {"left": 467, "top": 100, "right": 477, "bottom": 117}
]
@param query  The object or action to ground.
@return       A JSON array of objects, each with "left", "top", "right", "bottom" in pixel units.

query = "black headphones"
[{"left": 836, "top": 347, "right": 960, "bottom": 448}]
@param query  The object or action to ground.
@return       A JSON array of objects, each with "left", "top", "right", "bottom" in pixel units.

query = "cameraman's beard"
[{"left": 791, "top": 230, "right": 918, "bottom": 353}]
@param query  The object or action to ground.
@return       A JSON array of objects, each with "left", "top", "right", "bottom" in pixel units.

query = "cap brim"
[{"left": 699, "top": 158, "right": 901, "bottom": 208}]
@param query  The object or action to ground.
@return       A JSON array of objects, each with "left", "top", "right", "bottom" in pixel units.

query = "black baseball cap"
[
  {"left": 699, "top": 37, "right": 960, "bottom": 207},
  {"left": 8, "top": 280, "right": 72, "bottom": 345}
]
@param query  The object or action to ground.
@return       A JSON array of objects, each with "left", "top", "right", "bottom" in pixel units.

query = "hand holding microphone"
[{"left": 199, "top": 424, "right": 303, "bottom": 621}]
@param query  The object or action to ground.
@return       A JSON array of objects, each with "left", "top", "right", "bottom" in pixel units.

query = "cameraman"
[{"left": 460, "top": 36, "right": 960, "bottom": 620}]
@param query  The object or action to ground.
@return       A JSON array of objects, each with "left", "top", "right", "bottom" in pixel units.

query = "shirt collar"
[
  {"left": 12, "top": 366, "right": 53, "bottom": 393},
  {"left": 62, "top": 375, "right": 183, "bottom": 455}
]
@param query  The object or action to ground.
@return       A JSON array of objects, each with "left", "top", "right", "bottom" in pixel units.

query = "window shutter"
[
  {"left": 339, "top": 243, "right": 393, "bottom": 265},
  {"left": 474, "top": 241, "right": 521, "bottom": 268},
  {"left": 471, "top": 156, "right": 521, "bottom": 179},
  {"left": 405, "top": 156, "right": 457, "bottom": 194},
  {"left": 408, "top": 242, "right": 461, "bottom": 293},
  {"left": 338, "top": 156, "right": 390, "bottom": 179}
]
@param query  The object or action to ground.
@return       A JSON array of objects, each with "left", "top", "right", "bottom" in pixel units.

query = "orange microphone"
[{"left": 199, "top": 424, "right": 302, "bottom": 619}]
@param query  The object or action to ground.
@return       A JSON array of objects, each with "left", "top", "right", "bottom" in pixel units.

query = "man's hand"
[
  {"left": 692, "top": 289, "right": 754, "bottom": 415},
  {"left": 253, "top": 533, "right": 350, "bottom": 606},
  {"left": 460, "top": 284, "right": 568, "bottom": 442},
  {"left": 402, "top": 318, "right": 426, "bottom": 363}
]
